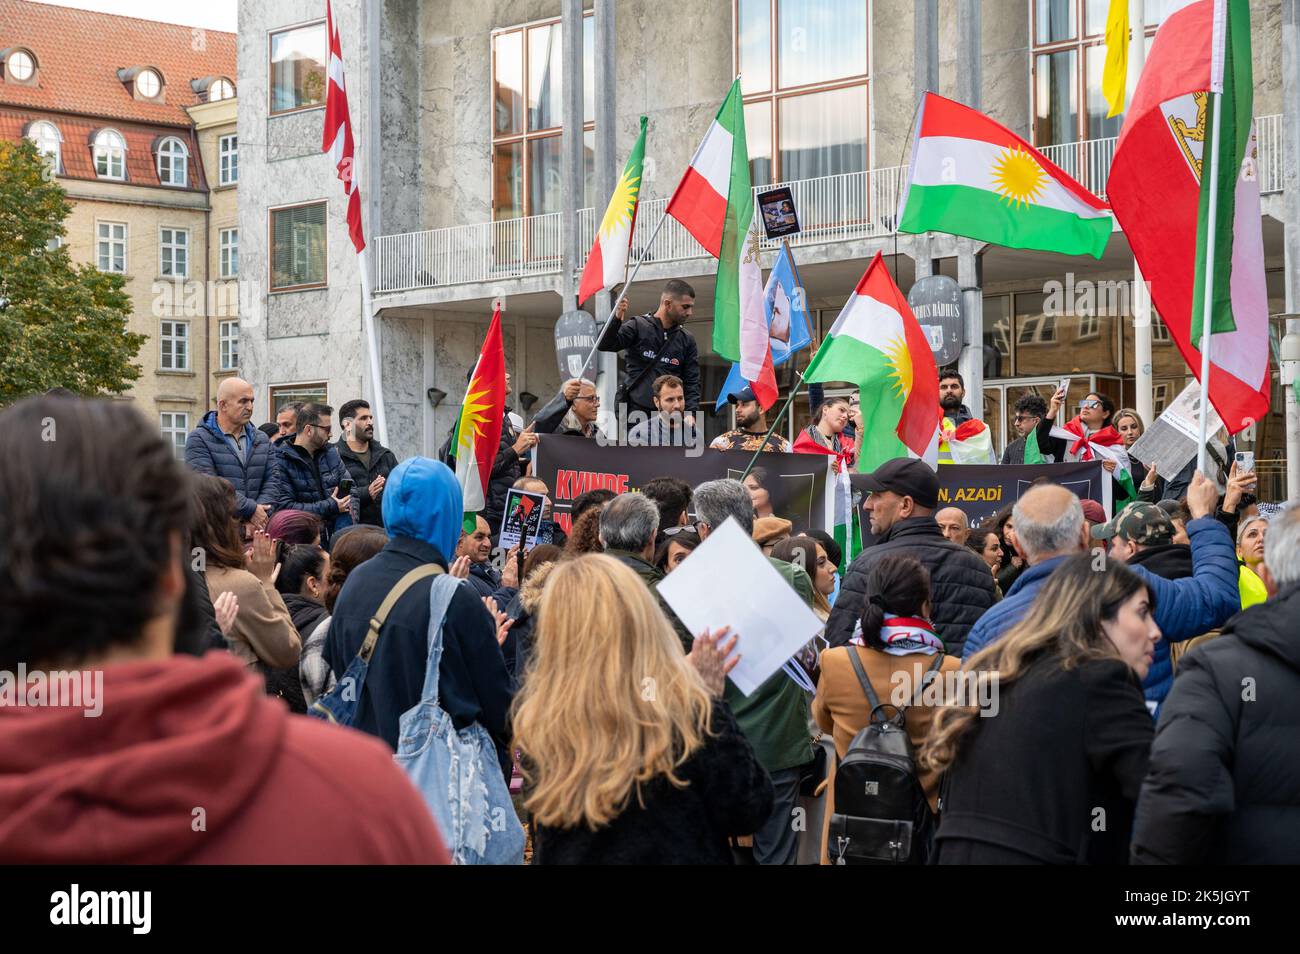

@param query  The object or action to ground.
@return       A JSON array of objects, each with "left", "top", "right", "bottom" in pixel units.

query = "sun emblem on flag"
[
  {"left": 457, "top": 385, "right": 493, "bottom": 455},
  {"left": 598, "top": 166, "right": 640, "bottom": 238},
  {"left": 991, "top": 145, "right": 1048, "bottom": 209},
  {"left": 883, "top": 334, "right": 913, "bottom": 400}
]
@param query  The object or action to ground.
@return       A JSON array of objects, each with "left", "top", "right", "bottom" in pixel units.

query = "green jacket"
[{"left": 723, "top": 557, "right": 817, "bottom": 774}]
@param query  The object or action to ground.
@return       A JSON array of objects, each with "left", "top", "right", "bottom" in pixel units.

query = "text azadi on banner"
[
  {"left": 851, "top": 461, "right": 1109, "bottom": 546},
  {"left": 536, "top": 435, "right": 830, "bottom": 536}
]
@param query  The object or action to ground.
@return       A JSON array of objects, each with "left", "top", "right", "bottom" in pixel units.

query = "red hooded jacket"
[{"left": 0, "top": 652, "right": 450, "bottom": 864}]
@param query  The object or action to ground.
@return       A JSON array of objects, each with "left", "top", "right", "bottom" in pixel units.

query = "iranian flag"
[
  {"left": 578, "top": 116, "right": 647, "bottom": 305},
  {"left": 803, "top": 252, "right": 941, "bottom": 472},
  {"left": 897, "top": 93, "right": 1112, "bottom": 258},
  {"left": 667, "top": 80, "right": 776, "bottom": 408},
  {"left": 1107, "top": 0, "right": 1269, "bottom": 434},
  {"left": 450, "top": 309, "right": 506, "bottom": 531}
]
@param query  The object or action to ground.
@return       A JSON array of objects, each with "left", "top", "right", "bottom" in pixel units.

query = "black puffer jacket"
[
  {"left": 825, "top": 516, "right": 997, "bottom": 658},
  {"left": 336, "top": 438, "right": 399, "bottom": 527},
  {"left": 596, "top": 312, "right": 701, "bottom": 414},
  {"left": 1131, "top": 582, "right": 1300, "bottom": 864}
]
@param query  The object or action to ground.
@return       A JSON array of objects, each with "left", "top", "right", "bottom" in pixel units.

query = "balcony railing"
[{"left": 373, "top": 113, "right": 1283, "bottom": 295}]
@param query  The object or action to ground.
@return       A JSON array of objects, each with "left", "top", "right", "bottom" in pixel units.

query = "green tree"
[{"left": 0, "top": 138, "right": 145, "bottom": 401}]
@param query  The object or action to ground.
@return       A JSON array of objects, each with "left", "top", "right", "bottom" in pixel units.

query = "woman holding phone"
[{"left": 1037, "top": 385, "right": 1133, "bottom": 503}]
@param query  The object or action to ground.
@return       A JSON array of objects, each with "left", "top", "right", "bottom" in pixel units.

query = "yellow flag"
[{"left": 1102, "top": 0, "right": 1129, "bottom": 118}]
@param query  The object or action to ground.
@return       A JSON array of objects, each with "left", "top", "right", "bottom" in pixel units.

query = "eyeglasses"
[
  {"left": 574, "top": 394, "right": 599, "bottom": 403},
  {"left": 1012, "top": 414, "right": 1036, "bottom": 423},
  {"left": 309, "top": 422, "right": 333, "bottom": 433},
  {"left": 1078, "top": 400, "right": 1102, "bottom": 410}
]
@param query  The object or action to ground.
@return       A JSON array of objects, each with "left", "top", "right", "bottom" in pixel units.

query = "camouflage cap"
[{"left": 1090, "top": 501, "right": 1175, "bottom": 545}]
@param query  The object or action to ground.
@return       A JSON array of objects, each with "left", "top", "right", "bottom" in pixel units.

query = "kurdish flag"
[
  {"left": 578, "top": 116, "right": 648, "bottom": 305},
  {"left": 450, "top": 309, "right": 506, "bottom": 531},
  {"left": 803, "top": 253, "right": 940, "bottom": 472},
  {"left": 667, "top": 79, "right": 777, "bottom": 407},
  {"left": 1107, "top": 0, "right": 1269, "bottom": 434},
  {"left": 898, "top": 93, "right": 1112, "bottom": 258}
]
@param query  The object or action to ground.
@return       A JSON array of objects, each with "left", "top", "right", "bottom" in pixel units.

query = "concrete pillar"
[
  {"left": 911, "top": 0, "right": 939, "bottom": 284},
  {"left": 1283, "top": 0, "right": 1300, "bottom": 498},
  {"left": 956, "top": 0, "right": 984, "bottom": 413},
  {"left": 593, "top": 0, "right": 618, "bottom": 426},
  {"left": 560, "top": 0, "right": 584, "bottom": 309}
]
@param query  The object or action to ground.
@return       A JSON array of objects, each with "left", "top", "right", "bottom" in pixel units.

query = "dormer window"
[
  {"left": 210, "top": 78, "right": 235, "bottom": 101},
  {"left": 26, "top": 121, "right": 62, "bottom": 174},
  {"left": 93, "top": 129, "right": 126, "bottom": 180},
  {"left": 137, "top": 68, "right": 161, "bottom": 98},
  {"left": 156, "top": 137, "right": 188, "bottom": 187},
  {"left": 3, "top": 48, "right": 37, "bottom": 84}
]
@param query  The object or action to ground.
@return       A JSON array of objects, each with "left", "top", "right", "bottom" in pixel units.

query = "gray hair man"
[
  {"left": 1132, "top": 507, "right": 1300, "bottom": 864},
  {"left": 935, "top": 507, "right": 971, "bottom": 546},
  {"left": 962, "top": 474, "right": 1242, "bottom": 720},
  {"left": 691, "top": 477, "right": 816, "bottom": 868}
]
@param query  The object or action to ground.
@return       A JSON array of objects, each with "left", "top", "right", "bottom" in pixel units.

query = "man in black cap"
[
  {"left": 709, "top": 386, "right": 791, "bottom": 453},
  {"left": 823, "top": 458, "right": 997, "bottom": 658}
]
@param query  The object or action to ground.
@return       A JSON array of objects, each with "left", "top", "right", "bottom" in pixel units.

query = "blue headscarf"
[{"left": 382, "top": 456, "right": 464, "bottom": 561}]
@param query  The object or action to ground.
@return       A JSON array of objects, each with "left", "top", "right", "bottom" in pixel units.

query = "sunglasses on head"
[{"left": 662, "top": 525, "right": 696, "bottom": 537}]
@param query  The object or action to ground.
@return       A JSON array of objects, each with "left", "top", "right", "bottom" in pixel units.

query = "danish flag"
[{"left": 323, "top": 0, "right": 365, "bottom": 253}]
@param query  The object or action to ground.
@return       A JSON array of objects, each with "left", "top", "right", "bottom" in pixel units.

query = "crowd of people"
[{"left": 1, "top": 285, "right": 1297, "bottom": 865}]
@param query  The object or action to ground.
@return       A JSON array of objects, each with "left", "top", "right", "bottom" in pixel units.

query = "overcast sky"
[{"left": 30, "top": 0, "right": 238, "bottom": 33}]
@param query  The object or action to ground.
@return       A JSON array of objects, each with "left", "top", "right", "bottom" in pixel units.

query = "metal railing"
[{"left": 373, "top": 113, "right": 1283, "bottom": 294}]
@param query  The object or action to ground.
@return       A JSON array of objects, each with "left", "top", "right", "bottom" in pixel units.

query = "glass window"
[
  {"left": 1084, "top": 45, "right": 1122, "bottom": 139},
  {"left": 160, "top": 320, "right": 189, "bottom": 371},
  {"left": 219, "top": 135, "right": 238, "bottom": 185},
  {"left": 983, "top": 387, "right": 1004, "bottom": 454},
  {"left": 270, "top": 22, "right": 327, "bottom": 114},
  {"left": 270, "top": 384, "right": 328, "bottom": 417},
  {"left": 493, "top": 141, "right": 524, "bottom": 219},
  {"left": 982, "top": 294, "right": 1011, "bottom": 377},
  {"left": 778, "top": 0, "right": 867, "bottom": 89},
  {"left": 27, "top": 121, "right": 61, "bottom": 173},
  {"left": 1034, "top": 49, "right": 1078, "bottom": 145},
  {"left": 528, "top": 136, "right": 563, "bottom": 216},
  {"left": 1035, "top": 0, "right": 1077, "bottom": 44},
  {"left": 220, "top": 320, "right": 240, "bottom": 371},
  {"left": 1084, "top": 0, "right": 1110, "bottom": 36},
  {"left": 270, "top": 203, "right": 327, "bottom": 290},
  {"left": 527, "top": 23, "right": 562, "bottom": 131},
  {"left": 745, "top": 101, "right": 773, "bottom": 186},
  {"left": 210, "top": 78, "right": 235, "bottom": 101},
  {"left": 494, "top": 31, "right": 524, "bottom": 134},
  {"left": 157, "top": 137, "right": 188, "bottom": 186},
  {"left": 97, "top": 222, "right": 126, "bottom": 273},
  {"left": 7, "top": 49, "right": 35, "bottom": 81},
  {"left": 159, "top": 412, "right": 189, "bottom": 460},
  {"left": 778, "top": 84, "right": 867, "bottom": 181},
  {"left": 220, "top": 228, "right": 239, "bottom": 278},
  {"left": 160, "top": 228, "right": 189, "bottom": 278},
  {"left": 137, "top": 69, "right": 161, "bottom": 98},
  {"left": 739, "top": 0, "right": 772, "bottom": 94},
  {"left": 93, "top": 129, "right": 126, "bottom": 179}
]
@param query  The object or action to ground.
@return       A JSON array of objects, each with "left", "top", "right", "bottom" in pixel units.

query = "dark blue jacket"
[
  {"left": 324, "top": 457, "right": 513, "bottom": 779},
  {"left": 270, "top": 436, "right": 356, "bottom": 542},
  {"left": 184, "top": 411, "right": 276, "bottom": 520},
  {"left": 962, "top": 516, "right": 1241, "bottom": 714}
]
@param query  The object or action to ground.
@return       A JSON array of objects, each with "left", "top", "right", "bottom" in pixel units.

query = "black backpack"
[{"left": 828, "top": 649, "right": 945, "bottom": 865}]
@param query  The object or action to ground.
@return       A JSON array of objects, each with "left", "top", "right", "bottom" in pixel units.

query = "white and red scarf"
[{"left": 851, "top": 613, "right": 944, "bottom": 656}]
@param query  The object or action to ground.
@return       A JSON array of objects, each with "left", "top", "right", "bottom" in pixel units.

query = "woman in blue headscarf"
[{"left": 323, "top": 457, "right": 514, "bottom": 778}]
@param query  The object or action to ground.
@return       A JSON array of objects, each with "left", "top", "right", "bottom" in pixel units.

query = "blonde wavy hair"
[
  {"left": 511, "top": 554, "right": 715, "bottom": 830},
  {"left": 920, "top": 554, "right": 1150, "bottom": 774}
]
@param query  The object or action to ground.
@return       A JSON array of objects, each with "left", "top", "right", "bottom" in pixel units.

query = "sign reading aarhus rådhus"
[
  {"left": 907, "top": 274, "right": 964, "bottom": 367},
  {"left": 554, "top": 310, "right": 599, "bottom": 381}
]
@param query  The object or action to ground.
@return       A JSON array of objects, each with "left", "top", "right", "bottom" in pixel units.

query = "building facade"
[
  {"left": 0, "top": 0, "right": 238, "bottom": 455},
  {"left": 237, "top": 0, "right": 1294, "bottom": 494}
]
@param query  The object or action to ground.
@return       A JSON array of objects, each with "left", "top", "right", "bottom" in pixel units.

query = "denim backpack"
[
  {"left": 394, "top": 574, "right": 525, "bottom": 865},
  {"left": 307, "top": 564, "right": 442, "bottom": 726}
]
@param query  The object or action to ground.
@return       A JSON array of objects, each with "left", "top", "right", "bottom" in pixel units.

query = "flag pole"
[
  {"left": 1196, "top": 89, "right": 1223, "bottom": 476},
  {"left": 739, "top": 370, "right": 806, "bottom": 482},
  {"left": 575, "top": 205, "right": 673, "bottom": 381},
  {"left": 357, "top": 251, "right": 388, "bottom": 449}
]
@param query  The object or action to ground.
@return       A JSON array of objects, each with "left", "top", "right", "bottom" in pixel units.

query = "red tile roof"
[
  {"left": 0, "top": 106, "right": 211, "bottom": 188},
  {"left": 0, "top": 0, "right": 236, "bottom": 128}
]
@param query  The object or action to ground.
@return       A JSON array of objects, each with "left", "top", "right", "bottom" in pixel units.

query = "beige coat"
[
  {"left": 205, "top": 565, "right": 301, "bottom": 670},
  {"left": 812, "top": 645, "right": 961, "bottom": 864}
]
